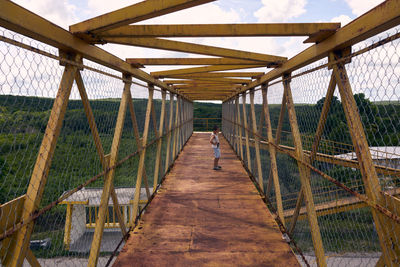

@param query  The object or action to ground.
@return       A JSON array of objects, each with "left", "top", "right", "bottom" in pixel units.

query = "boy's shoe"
[
  {"left": 217, "top": 166, "right": 222, "bottom": 169},
  {"left": 213, "top": 167, "right": 220, "bottom": 170}
]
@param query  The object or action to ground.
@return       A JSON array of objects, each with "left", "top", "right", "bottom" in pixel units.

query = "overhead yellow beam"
[
  {"left": 163, "top": 78, "right": 251, "bottom": 84},
  {"left": 167, "top": 72, "right": 264, "bottom": 78},
  {"left": 100, "top": 23, "right": 340, "bottom": 38},
  {"left": 152, "top": 65, "right": 265, "bottom": 78},
  {"left": 69, "top": 0, "right": 215, "bottom": 34},
  {"left": 180, "top": 90, "right": 236, "bottom": 94},
  {"left": 177, "top": 86, "right": 238, "bottom": 90},
  {"left": 127, "top": 57, "right": 268, "bottom": 66},
  {"left": 226, "top": 0, "right": 400, "bottom": 100},
  {"left": 163, "top": 80, "right": 237, "bottom": 85},
  {"left": 103, "top": 37, "right": 286, "bottom": 63},
  {"left": 0, "top": 0, "right": 183, "bottom": 97},
  {"left": 173, "top": 83, "right": 240, "bottom": 87},
  {"left": 175, "top": 85, "right": 238, "bottom": 90}
]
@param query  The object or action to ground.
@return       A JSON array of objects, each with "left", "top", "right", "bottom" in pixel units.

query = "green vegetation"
[
  {"left": 193, "top": 101, "right": 222, "bottom": 131},
  {"left": 1, "top": 94, "right": 399, "bottom": 256}
]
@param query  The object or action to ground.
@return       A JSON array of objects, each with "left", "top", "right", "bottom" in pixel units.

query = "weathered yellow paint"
[
  {"left": 132, "top": 87, "right": 154, "bottom": 222},
  {"left": 0, "top": 195, "right": 25, "bottom": 266},
  {"left": 249, "top": 90, "right": 264, "bottom": 191},
  {"left": 164, "top": 80, "right": 239, "bottom": 85},
  {"left": 261, "top": 84, "right": 285, "bottom": 226},
  {"left": 165, "top": 93, "right": 175, "bottom": 171},
  {"left": 172, "top": 96, "right": 181, "bottom": 160},
  {"left": 25, "top": 249, "right": 40, "bottom": 267},
  {"left": 285, "top": 198, "right": 368, "bottom": 221},
  {"left": 127, "top": 57, "right": 265, "bottom": 66},
  {"left": 164, "top": 77, "right": 252, "bottom": 84},
  {"left": 166, "top": 72, "right": 264, "bottom": 78},
  {"left": 235, "top": 97, "right": 243, "bottom": 159},
  {"left": 69, "top": 0, "right": 215, "bottom": 34},
  {"left": 0, "top": 0, "right": 180, "bottom": 95},
  {"left": 331, "top": 51, "right": 398, "bottom": 266},
  {"left": 9, "top": 59, "right": 79, "bottom": 267},
  {"left": 246, "top": 138, "right": 400, "bottom": 178},
  {"left": 63, "top": 203, "right": 73, "bottom": 250},
  {"left": 289, "top": 74, "right": 337, "bottom": 234},
  {"left": 101, "top": 23, "right": 340, "bottom": 37},
  {"left": 284, "top": 75, "right": 326, "bottom": 267},
  {"left": 265, "top": 89, "right": 287, "bottom": 199},
  {"left": 88, "top": 78, "right": 131, "bottom": 267},
  {"left": 153, "top": 90, "right": 167, "bottom": 192},
  {"left": 152, "top": 65, "right": 265, "bottom": 77},
  {"left": 175, "top": 84, "right": 239, "bottom": 89},
  {"left": 126, "top": 84, "right": 152, "bottom": 199},
  {"left": 241, "top": 94, "right": 252, "bottom": 172},
  {"left": 75, "top": 71, "right": 127, "bottom": 236},
  {"left": 105, "top": 37, "right": 286, "bottom": 64}
]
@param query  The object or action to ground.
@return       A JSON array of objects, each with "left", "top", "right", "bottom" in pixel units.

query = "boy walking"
[{"left": 210, "top": 125, "right": 221, "bottom": 170}]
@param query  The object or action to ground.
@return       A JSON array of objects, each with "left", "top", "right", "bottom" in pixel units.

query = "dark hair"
[{"left": 213, "top": 125, "right": 219, "bottom": 131}]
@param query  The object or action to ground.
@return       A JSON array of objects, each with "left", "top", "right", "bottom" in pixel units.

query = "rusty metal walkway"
[{"left": 114, "top": 132, "right": 300, "bottom": 266}]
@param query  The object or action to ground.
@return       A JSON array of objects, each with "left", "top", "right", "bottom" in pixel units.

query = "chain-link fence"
[
  {"left": 222, "top": 26, "right": 400, "bottom": 267},
  {"left": 0, "top": 25, "right": 193, "bottom": 266}
]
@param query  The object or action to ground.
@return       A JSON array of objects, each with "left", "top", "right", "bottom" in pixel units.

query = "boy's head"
[{"left": 213, "top": 125, "right": 219, "bottom": 133}]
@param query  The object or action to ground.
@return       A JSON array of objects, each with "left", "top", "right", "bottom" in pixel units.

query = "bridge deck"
[{"left": 114, "top": 132, "right": 300, "bottom": 266}]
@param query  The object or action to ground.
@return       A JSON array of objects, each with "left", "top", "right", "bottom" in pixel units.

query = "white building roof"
[
  {"left": 61, "top": 187, "right": 153, "bottom": 206},
  {"left": 335, "top": 146, "right": 400, "bottom": 161}
]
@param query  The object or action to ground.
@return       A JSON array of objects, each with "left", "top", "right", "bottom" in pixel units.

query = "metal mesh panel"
[
  {"left": 222, "top": 26, "right": 400, "bottom": 267},
  {"left": 0, "top": 26, "right": 193, "bottom": 266}
]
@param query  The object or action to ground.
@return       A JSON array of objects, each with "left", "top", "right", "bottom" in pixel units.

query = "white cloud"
[
  {"left": 86, "top": 1, "right": 240, "bottom": 24},
  {"left": 13, "top": 0, "right": 78, "bottom": 29},
  {"left": 254, "top": 0, "right": 307, "bottom": 22},
  {"left": 331, "top": 14, "right": 352, "bottom": 26},
  {"left": 140, "top": 3, "right": 241, "bottom": 24},
  {"left": 87, "top": 0, "right": 142, "bottom": 17},
  {"left": 344, "top": 0, "right": 385, "bottom": 16}
]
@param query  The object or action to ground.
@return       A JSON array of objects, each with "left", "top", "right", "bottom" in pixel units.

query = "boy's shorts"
[{"left": 213, "top": 147, "right": 221, "bottom": 159}]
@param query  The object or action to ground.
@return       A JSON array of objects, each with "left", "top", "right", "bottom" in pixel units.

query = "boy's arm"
[{"left": 210, "top": 135, "right": 215, "bottom": 144}]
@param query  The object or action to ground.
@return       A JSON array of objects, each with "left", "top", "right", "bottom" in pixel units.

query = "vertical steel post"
[
  {"left": 235, "top": 97, "right": 243, "bottom": 160},
  {"left": 165, "top": 93, "right": 175, "bottom": 170},
  {"left": 75, "top": 71, "right": 127, "bottom": 235},
  {"left": 249, "top": 90, "right": 264, "bottom": 191},
  {"left": 241, "top": 93, "right": 252, "bottom": 171},
  {"left": 88, "top": 75, "right": 131, "bottom": 267},
  {"left": 153, "top": 90, "right": 167, "bottom": 192},
  {"left": 283, "top": 74, "right": 326, "bottom": 267},
  {"left": 261, "top": 84, "right": 285, "bottom": 226},
  {"left": 10, "top": 55, "right": 80, "bottom": 267},
  {"left": 330, "top": 51, "right": 398, "bottom": 265},
  {"left": 131, "top": 85, "right": 154, "bottom": 222}
]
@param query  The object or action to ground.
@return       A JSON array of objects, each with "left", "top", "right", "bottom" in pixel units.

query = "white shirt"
[{"left": 210, "top": 132, "right": 219, "bottom": 148}]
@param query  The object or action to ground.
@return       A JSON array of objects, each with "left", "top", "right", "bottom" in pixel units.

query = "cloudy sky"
[{"left": 11, "top": 0, "right": 386, "bottom": 74}]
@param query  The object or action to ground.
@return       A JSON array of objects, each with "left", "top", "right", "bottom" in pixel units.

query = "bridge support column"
[
  {"left": 330, "top": 50, "right": 400, "bottom": 266},
  {"left": 153, "top": 90, "right": 167, "bottom": 192},
  {"left": 288, "top": 73, "right": 336, "bottom": 234},
  {"left": 249, "top": 90, "right": 264, "bottom": 192},
  {"left": 165, "top": 93, "right": 175, "bottom": 171},
  {"left": 241, "top": 93, "right": 252, "bottom": 172},
  {"left": 172, "top": 96, "right": 180, "bottom": 160},
  {"left": 8, "top": 53, "right": 81, "bottom": 267},
  {"left": 265, "top": 86, "right": 287, "bottom": 201},
  {"left": 261, "top": 84, "right": 285, "bottom": 226},
  {"left": 88, "top": 74, "right": 133, "bottom": 267},
  {"left": 283, "top": 73, "right": 327, "bottom": 267},
  {"left": 235, "top": 96, "right": 243, "bottom": 160},
  {"left": 76, "top": 71, "right": 127, "bottom": 238},
  {"left": 132, "top": 85, "right": 155, "bottom": 221}
]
